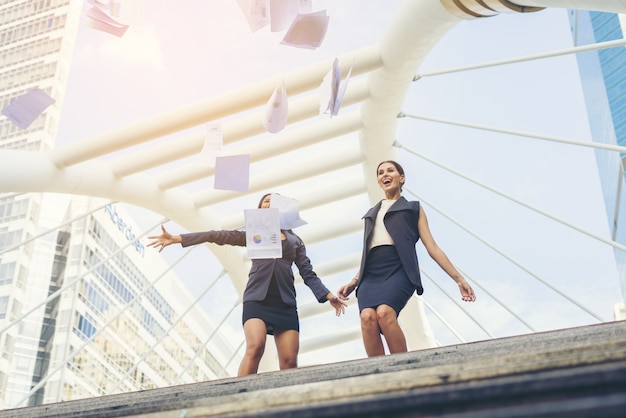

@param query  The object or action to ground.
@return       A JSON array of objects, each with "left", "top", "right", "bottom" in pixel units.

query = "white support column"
[{"left": 399, "top": 296, "right": 440, "bottom": 350}]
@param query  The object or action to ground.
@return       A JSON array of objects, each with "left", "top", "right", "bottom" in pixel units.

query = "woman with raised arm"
[
  {"left": 148, "top": 193, "right": 347, "bottom": 376},
  {"left": 337, "top": 160, "right": 476, "bottom": 357}
]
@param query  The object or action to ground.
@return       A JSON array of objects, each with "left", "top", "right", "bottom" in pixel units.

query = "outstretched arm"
[
  {"left": 418, "top": 208, "right": 476, "bottom": 302},
  {"left": 148, "top": 226, "right": 246, "bottom": 252},
  {"left": 147, "top": 225, "right": 182, "bottom": 252}
]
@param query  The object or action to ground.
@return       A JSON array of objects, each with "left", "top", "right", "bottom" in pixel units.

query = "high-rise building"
[
  {"left": 0, "top": 1, "right": 235, "bottom": 408},
  {"left": 568, "top": 10, "right": 626, "bottom": 304},
  {"left": 2, "top": 195, "right": 236, "bottom": 408},
  {"left": 1, "top": 0, "right": 84, "bottom": 407}
]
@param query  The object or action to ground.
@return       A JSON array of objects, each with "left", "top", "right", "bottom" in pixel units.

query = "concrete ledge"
[{"left": 2, "top": 321, "right": 625, "bottom": 418}]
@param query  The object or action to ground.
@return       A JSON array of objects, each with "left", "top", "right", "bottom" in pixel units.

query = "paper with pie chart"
[{"left": 244, "top": 208, "right": 282, "bottom": 259}]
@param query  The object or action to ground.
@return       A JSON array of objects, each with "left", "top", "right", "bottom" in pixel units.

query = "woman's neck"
[{"left": 385, "top": 192, "right": 401, "bottom": 200}]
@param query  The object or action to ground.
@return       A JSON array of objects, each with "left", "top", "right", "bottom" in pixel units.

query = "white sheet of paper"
[
  {"left": 236, "top": 0, "right": 270, "bottom": 32},
  {"left": 319, "top": 57, "right": 353, "bottom": 117},
  {"left": 269, "top": 0, "right": 313, "bottom": 31},
  {"left": 332, "top": 58, "right": 354, "bottom": 116},
  {"left": 263, "top": 80, "right": 288, "bottom": 134},
  {"left": 2, "top": 88, "right": 55, "bottom": 130},
  {"left": 269, "top": 0, "right": 299, "bottom": 32},
  {"left": 245, "top": 208, "right": 282, "bottom": 259},
  {"left": 319, "top": 57, "right": 339, "bottom": 116},
  {"left": 200, "top": 123, "right": 223, "bottom": 166},
  {"left": 214, "top": 154, "right": 250, "bottom": 192},
  {"left": 280, "top": 10, "right": 329, "bottom": 49},
  {"left": 270, "top": 193, "right": 307, "bottom": 230},
  {"left": 86, "top": 6, "right": 129, "bottom": 37},
  {"left": 89, "top": 0, "right": 122, "bottom": 17}
]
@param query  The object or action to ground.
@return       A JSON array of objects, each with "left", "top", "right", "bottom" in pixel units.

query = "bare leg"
[
  {"left": 376, "top": 304, "right": 407, "bottom": 354},
  {"left": 274, "top": 329, "right": 299, "bottom": 370},
  {"left": 360, "top": 308, "right": 385, "bottom": 357},
  {"left": 238, "top": 318, "right": 267, "bottom": 376}
]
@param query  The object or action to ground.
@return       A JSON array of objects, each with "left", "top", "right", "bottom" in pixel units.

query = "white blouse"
[{"left": 368, "top": 199, "right": 396, "bottom": 249}]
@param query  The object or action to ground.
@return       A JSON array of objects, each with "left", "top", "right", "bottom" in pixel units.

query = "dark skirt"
[
  {"left": 242, "top": 276, "right": 299, "bottom": 335},
  {"left": 356, "top": 245, "right": 416, "bottom": 316}
]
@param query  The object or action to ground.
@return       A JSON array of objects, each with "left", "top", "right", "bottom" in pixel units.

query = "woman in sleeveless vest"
[{"left": 338, "top": 161, "right": 476, "bottom": 357}]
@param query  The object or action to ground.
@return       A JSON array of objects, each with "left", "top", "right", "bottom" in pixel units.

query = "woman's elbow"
[{"left": 426, "top": 246, "right": 444, "bottom": 260}]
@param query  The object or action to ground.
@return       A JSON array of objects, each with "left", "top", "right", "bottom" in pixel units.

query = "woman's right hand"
[
  {"left": 337, "top": 278, "right": 357, "bottom": 300},
  {"left": 147, "top": 225, "right": 181, "bottom": 252}
]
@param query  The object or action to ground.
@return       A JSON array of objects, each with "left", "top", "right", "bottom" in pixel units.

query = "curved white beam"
[
  {"left": 359, "top": 0, "right": 462, "bottom": 204},
  {"left": 357, "top": 0, "right": 615, "bottom": 205},
  {"left": 298, "top": 217, "right": 364, "bottom": 244},
  {"left": 192, "top": 144, "right": 365, "bottom": 207},
  {"left": 49, "top": 46, "right": 381, "bottom": 169},
  {"left": 152, "top": 110, "right": 365, "bottom": 190}
]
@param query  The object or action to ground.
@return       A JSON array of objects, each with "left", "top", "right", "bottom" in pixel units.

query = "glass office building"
[
  {"left": 1, "top": 195, "right": 235, "bottom": 408},
  {"left": 1, "top": 0, "right": 82, "bottom": 407},
  {"left": 0, "top": 0, "right": 235, "bottom": 408},
  {"left": 568, "top": 10, "right": 626, "bottom": 305}
]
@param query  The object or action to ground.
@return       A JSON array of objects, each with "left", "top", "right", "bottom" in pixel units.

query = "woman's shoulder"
[
  {"left": 283, "top": 229, "right": 300, "bottom": 240},
  {"left": 284, "top": 230, "right": 306, "bottom": 247},
  {"left": 393, "top": 196, "right": 420, "bottom": 211}
]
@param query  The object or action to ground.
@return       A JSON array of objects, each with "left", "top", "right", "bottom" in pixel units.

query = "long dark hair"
[{"left": 257, "top": 193, "right": 272, "bottom": 208}]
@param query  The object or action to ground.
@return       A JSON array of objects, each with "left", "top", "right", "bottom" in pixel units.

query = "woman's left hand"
[
  {"left": 458, "top": 280, "right": 477, "bottom": 302},
  {"left": 326, "top": 293, "right": 348, "bottom": 316}
]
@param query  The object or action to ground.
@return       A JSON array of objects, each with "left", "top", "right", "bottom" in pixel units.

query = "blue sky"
[{"left": 54, "top": 1, "right": 622, "bottom": 369}]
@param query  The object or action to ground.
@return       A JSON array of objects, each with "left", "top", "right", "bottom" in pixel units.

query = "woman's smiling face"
[{"left": 377, "top": 162, "right": 404, "bottom": 195}]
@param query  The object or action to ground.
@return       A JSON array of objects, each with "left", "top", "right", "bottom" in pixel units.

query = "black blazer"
[
  {"left": 181, "top": 229, "right": 330, "bottom": 307},
  {"left": 357, "top": 196, "right": 424, "bottom": 295}
]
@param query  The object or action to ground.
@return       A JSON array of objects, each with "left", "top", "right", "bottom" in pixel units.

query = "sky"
[{"left": 52, "top": 0, "right": 623, "bottom": 372}]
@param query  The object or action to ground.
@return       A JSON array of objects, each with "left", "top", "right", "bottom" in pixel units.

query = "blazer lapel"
[
  {"left": 386, "top": 196, "right": 411, "bottom": 214},
  {"left": 363, "top": 200, "right": 382, "bottom": 220}
]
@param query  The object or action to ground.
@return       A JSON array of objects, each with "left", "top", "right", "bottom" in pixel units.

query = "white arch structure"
[{"left": 2, "top": 0, "right": 626, "bottom": 373}]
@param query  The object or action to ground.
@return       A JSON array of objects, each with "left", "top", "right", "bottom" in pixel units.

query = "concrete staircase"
[{"left": 2, "top": 320, "right": 626, "bottom": 417}]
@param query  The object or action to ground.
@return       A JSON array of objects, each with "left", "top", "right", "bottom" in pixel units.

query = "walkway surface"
[{"left": 2, "top": 320, "right": 626, "bottom": 417}]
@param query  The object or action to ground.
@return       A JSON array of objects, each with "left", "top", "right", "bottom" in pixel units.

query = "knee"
[
  {"left": 360, "top": 309, "right": 379, "bottom": 329},
  {"left": 245, "top": 340, "right": 265, "bottom": 360},
  {"left": 280, "top": 354, "right": 298, "bottom": 370},
  {"left": 376, "top": 305, "right": 398, "bottom": 326}
]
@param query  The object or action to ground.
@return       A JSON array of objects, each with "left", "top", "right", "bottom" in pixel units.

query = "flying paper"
[
  {"left": 319, "top": 57, "right": 354, "bottom": 117},
  {"left": 236, "top": 0, "right": 270, "bottom": 32},
  {"left": 263, "top": 80, "right": 288, "bottom": 134},
  {"left": 85, "top": 6, "right": 129, "bottom": 37},
  {"left": 269, "top": 0, "right": 312, "bottom": 32},
  {"left": 214, "top": 154, "right": 250, "bottom": 192},
  {"left": 1, "top": 88, "right": 55, "bottom": 130},
  {"left": 200, "top": 123, "right": 223, "bottom": 167},
  {"left": 281, "top": 10, "right": 329, "bottom": 49},
  {"left": 244, "top": 208, "right": 282, "bottom": 259},
  {"left": 270, "top": 193, "right": 307, "bottom": 230}
]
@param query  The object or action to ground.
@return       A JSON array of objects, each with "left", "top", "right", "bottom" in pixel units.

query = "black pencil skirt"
[
  {"left": 356, "top": 245, "right": 416, "bottom": 316},
  {"left": 242, "top": 277, "right": 299, "bottom": 335}
]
